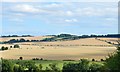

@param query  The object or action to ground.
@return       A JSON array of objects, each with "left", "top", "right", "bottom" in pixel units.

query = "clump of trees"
[
  {"left": 32, "top": 58, "right": 43, "bottom": 60},
  {"left": 62, "top": 59, "right": 89, "bottom": 72},
  {"left": 14, "top": 44, "right": 20, "bottom": 48},
  {"left": 3, "top": 38, "right": 40, "bottom": 44},
  {"left": 41, "top": 34, "right": 79, "bottom": 42},
  {"left": 0, "top": 46, "right": 8, "bottom": 51},
  {"left": 62, "top": 59, "right": 106, "bottom": 72},
  {"left": 3, "top": 38, "right": 29, "bottom": 44},
  {"left": 0, "top": 44, "right": 20, "bottom": 51}
]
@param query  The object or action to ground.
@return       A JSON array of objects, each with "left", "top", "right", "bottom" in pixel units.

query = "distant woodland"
[{"left": 0, "top": 34, "right": 120, "bottom": 44}]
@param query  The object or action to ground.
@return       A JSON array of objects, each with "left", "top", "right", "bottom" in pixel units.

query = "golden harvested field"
[
  {"left": 0, "top": 37, "right": 117, "bottom": 60},
  {"left": 97, "top": 38, "right": 120, "bottom": 44}
]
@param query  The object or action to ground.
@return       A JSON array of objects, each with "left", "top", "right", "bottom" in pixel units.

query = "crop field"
[{"left": 0, "top": 37, "right": 117, "bottom": 61}]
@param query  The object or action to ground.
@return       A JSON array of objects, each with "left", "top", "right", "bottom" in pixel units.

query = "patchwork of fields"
[{"left": 0, "top": 37, "right": 118, "bottom": 60}]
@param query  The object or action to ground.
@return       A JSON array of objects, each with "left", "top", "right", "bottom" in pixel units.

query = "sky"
[{"left": 0, "top": 1, "right": 118, "bottom": 36}]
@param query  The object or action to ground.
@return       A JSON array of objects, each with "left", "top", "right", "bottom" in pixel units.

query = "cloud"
[
  {"left": 66, "top": 11, "right": 74, "bottom": 16},
  {"left": 8, "top": 4, "right": 54, "bottom": 16},
  {"left": 45, "top": 3, "right": 63, "bottom": 8},
  {"left": 65, "top": 19, "right": 78, "bottom": 22},
  {"left": 76, "top": 7, "right": 117, "bottom": 16},
  {"left": 8, "top": 4, "right": 73, "bottom": 17},
  {"left": 11, "top": 4, "right": 41, "bottom": 13},
  {"left": 5, "top": 3, "right": 117, "bottom": 18},
  {"left": 3, "top": 2, "right": 118, "bottom": 27}
]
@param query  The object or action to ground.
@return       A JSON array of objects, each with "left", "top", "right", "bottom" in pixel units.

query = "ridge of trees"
[
  {"left": 1, "top": 35, "right": 33, "bottom": 37},
  {"left": 1, "top": 34, "right": 120, "bottom": 44},
  {"left": 41, "top": 34, "right": 120, "bottom": 42}
]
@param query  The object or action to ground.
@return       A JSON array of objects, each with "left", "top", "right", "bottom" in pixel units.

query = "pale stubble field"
[{"left": 0, "top": 37, "right": 117, "bottom": 60}]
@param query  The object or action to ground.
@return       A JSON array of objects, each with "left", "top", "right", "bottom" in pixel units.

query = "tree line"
[
  {"left": 1, "top": 34, "right": 120, "bottom": 38},
  {"left": 1, "top": 35, "right": 33, "bottom": 37},
  {"left": 34, "top": 34, "right": 120, "bottom": 42},
  {"left": 2, "top": 38, "right": 40, "bottom": 44},
  {"left": 1, "top": 34, "right": 120, "bottom": 44}
]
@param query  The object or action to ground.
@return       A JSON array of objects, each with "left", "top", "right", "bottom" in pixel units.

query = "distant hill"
[
  {"left": 1, "top": 35, "right": 33, "bottom": 37},
  {"left": 0, "top": 34, "right": 120, "bottom": 44},
  {"left": 41, "top": 34, "right": 120, "bottom": 42}
]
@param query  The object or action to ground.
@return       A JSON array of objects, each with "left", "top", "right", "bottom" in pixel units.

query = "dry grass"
[
  {"left": 98, "top": 38, "right": 120, "bottom": 44},
  {"left": 0, "top": 37, "right": 117, "bottom": 60}
]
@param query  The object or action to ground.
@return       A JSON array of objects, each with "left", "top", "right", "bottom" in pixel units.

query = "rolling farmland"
[{"left": 0, "top": 37, "right": 117, "bottom": 60}]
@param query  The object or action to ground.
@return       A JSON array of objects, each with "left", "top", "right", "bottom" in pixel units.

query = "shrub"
[
  {"left": 1, "top": 46, "right": 8, "bottom": 50},
  {"left": 92, "top": 59, "right": 95, "bottom": 61},
  {"left": 89, "top": 62, "right": 106, "bottom": 72},
  {"left": 19, "top": 57, "right": 23, "bottom": 60},
  {"left": 40, "top": 58, "right": 43, "bottom": 60},
  {"left": 101, "top": 59, "right": 104, "bottom": 61},
  {"left": 14, "top": 44, "right": 20, "bottom": 48},
  {"left": 10, "top": 46, "right": 12, "bottom": 48},
  {"left": 62, "top": 59, "right": 89, "bottom": 72},
  {"left": 2, "top": 59, "right": 14, "bottom": 72},
  {"left": 49, "top": 63, "right": 60, "bottom": 72},
  {"left": 24, "top": 61, "right": 38, "bottom": 72}
]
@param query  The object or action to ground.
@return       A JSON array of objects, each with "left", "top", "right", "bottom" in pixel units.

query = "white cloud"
[
  {"left": 76, "top": 7, "right": 117, "bottom": 16},
  {"left": 3, "top": 2, "right": 118, "bottom": 28},
  {"left": 11, "top": 4, "right": 40, "bottom": 13},
  {"left": 65, "top": 19, "right": 78, "bottom": 22},
  {"left": 45, "top": 3, "right": 63, "bottom": 8},
  {"left": 9, "top": 4, "right": 57, "bottom": 15},
  {"left": 5, "top": 3, "right": 117, "bottom": 18},
  {"left": 66, "top": 11, "right": 74, "bottom": 16}
]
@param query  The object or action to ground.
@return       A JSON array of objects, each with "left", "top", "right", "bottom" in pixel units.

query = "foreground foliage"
[
  {"left": 105, "top": 44, "right": 120, "bottom": 72},
  {"left": 62, "top": 59, "right": 106, "bottom": 72},
  {"left": 1, "top": 59, "right": 106, "bottom": 72}
]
